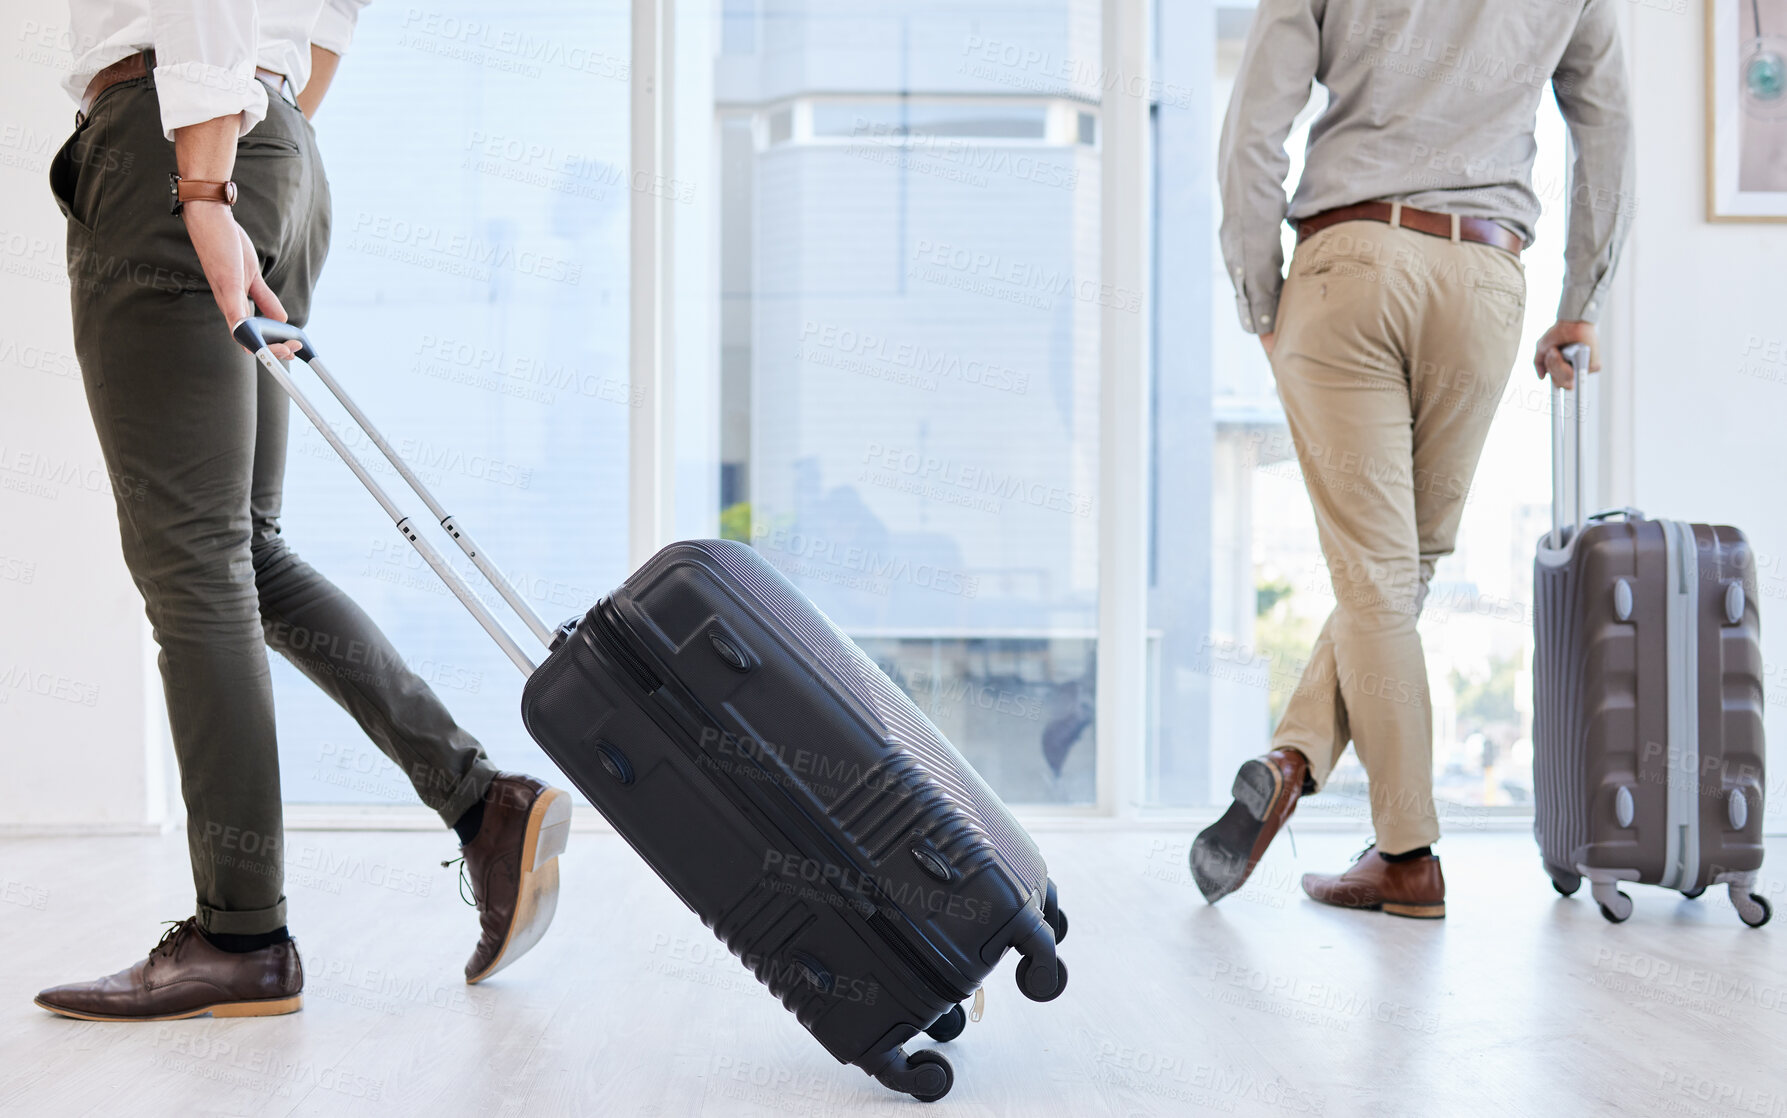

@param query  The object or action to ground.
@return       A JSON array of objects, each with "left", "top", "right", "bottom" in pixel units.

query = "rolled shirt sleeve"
[
  {"left": 1217, "top": 0, "right": 1323, "bottom": 335},
  {"left": 148, "top": 0, "right": 268, "bottom": 138},
  {"left": 310, "top": 0, "right": 372, "bottom": 57},
  {"left": 1552, "top": 0, "right": 1635, "bottom": 324}
]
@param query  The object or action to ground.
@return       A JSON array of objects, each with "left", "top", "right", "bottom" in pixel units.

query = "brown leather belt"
[
  {"left": 1297, "top": 202, "right": 1523, "bottom": 255},
  {"left": 77, "top": 50, "right": 289, "bottom": 123}
]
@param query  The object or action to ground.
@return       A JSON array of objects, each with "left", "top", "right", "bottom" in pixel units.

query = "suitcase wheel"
[
  {"left": 923, "top": 1003, "right": 967, "bottom": 1043},
  {"left": 1016, "top": 954, "right": 1069, "bottom": 1002},
  {"left": 874, "top": 1048, "right": 954, "bottom": 1102},
  {"left": 1597, "top": 891, "right": 1633, "bottom": 924},
  {"left": 1544, "top": 862, "right": 1580, "bottom": 897},
  {"left": 905, "top": 1050, "right": 954, "bottom": 1103},
  {"left": 1680, "top": 886, "right": 1706, "bottom": 900},
  {"left": 1735, "top": 892, "right": 1773, "bottom": 929}
]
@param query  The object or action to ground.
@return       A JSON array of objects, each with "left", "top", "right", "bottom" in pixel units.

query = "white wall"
[
  {"left": 1622, "top": 5, "right": 1787, "bottom": 829},
  {"left": 0, "top": 13, "right": 170, "bottom": 831}
]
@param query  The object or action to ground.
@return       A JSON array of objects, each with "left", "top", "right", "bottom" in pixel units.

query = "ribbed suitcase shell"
[
  {"left": 1533, "top": 515, "right": 1769, "bottom": 924},
  {"left": 519, "top": 540, "right": 1059, "bottom": 1095},
  {"left": 240, "top": 319, "right": 1058, "bottom": 1099}
]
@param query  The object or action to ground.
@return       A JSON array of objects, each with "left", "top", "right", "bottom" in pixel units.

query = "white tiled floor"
[{"left": 1, "top": 826, "right": 1780, "bottom": 1117}]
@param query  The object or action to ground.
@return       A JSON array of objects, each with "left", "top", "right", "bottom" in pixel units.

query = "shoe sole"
[
  {"left": 33, "top": 995, "right": 302, "bottom": 1021},
  {"left": 1301, "top": 885, "right": 1447, "bottom": 919},
  {"left": 1382, "top": 902, "right": 1446, "bottom": 919},
  {"left": 466, "top": 786, "right": 571, "bottom": 985},
  {"left": 1189, "top": 758, "right": 1282, "bottom": 904}
]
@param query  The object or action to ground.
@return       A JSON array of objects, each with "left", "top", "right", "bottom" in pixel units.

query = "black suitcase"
[{"left": 238, "top": 319, "right": 1067, "bottom": 1103}]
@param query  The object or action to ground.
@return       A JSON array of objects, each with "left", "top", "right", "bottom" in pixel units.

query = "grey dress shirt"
[{"left": 1218, "top": 0, "right": 1635, "bottom": 335}]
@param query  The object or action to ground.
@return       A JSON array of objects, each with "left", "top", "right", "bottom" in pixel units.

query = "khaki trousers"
[{"left": 1268, "top": 220, "right": 1525, "bottom": 854}]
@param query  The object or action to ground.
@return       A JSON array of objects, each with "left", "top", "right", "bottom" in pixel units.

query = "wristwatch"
[{"left": 168, "top": 173, "right": 238, "bottom": 216}]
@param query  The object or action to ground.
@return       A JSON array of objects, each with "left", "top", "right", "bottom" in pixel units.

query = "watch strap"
[{"left": 169, "top": 174, "right": 238, "bottom": 215}]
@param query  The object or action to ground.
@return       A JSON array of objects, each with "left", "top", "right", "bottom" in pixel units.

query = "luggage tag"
[{"left": 970, "top": 987, "right": 985, "bottom": 1022}]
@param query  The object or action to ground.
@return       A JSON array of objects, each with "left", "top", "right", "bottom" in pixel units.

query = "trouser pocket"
[{"left": 48, "top": 126, "right": 101, "bottom": 232}]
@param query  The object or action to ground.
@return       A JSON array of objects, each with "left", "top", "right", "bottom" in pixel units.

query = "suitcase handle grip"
[
  {"left": 233, "top": 316, "right": 315, "bottom": 362},
  {"left": 1548, "top": 344, "right": 1591, "bottom": 550}
]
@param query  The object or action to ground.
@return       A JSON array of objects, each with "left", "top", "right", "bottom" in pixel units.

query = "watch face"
[
  {"left": 224, "top": 181, "right": 238, "bottom": 205},
  {"left": 168, "top": 172, "right": 181, "bottom": 214}
]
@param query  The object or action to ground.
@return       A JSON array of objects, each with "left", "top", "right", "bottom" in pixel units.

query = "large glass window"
[
  {"left": 275, "top": 2, "right": 632, "bottom": 802},
  {"left": 270, "top": 0, "right": 1569, "bottom": 816},
  {"left": 680, "top": 0, "right": 1105, "bottom": 804}
]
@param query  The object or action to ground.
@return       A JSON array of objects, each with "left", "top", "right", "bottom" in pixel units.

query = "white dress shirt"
[{"left": 63, "top": 0, "right": 372, "bottom": 139}]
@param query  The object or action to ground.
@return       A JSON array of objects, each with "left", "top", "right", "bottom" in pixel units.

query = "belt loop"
[
  {"left": 1389, "top": 201, "right": 1403, "bottom": 229},
  {"left": 1450, "top": 213, "right": 1462, "bottom": 244}
]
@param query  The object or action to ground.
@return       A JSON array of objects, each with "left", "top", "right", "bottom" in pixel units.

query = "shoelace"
[
  {"left": 146, "top": 918, "right": 192, "bottom": 968},
  {"left": 441, "top": 856, "right": 477, "bottom": 907}
]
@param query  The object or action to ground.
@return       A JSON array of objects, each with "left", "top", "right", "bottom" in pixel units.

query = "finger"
[
  {"left": 1588, "top": 345, "right": 1602, "bottom": 373},
  {"left": 1566, "top": 346, "right": 1591, "bottom": 383},
  {"left": 1546, "top": 349, "right": 1574, "bottom": 390},
  {"left": 268, "top": 343, "right": 298, "bottom": 362},
  {"left": 1547, "top": 349, "right": 1571, "bottom": 388},
  {"left": 248, "top": 272, "right": 288, "bottom": 324}
]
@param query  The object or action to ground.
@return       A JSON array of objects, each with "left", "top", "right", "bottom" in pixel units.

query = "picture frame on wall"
[{"left": 1708, "top": 0, "right": 1787, "bottom": 220}]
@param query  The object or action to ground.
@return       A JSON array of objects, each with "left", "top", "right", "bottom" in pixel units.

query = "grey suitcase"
[{"left": 1532, "top": 347, "right": 1770, "bottom": 926}]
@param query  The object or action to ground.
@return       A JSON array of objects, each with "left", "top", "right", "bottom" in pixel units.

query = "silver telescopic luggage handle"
[
  {"left": 235, "top": 320, "right": 558, "bottom": 650},
  {"left": 233, "top": 316, "right": 553, "bottom": 676},
  {"left": 1549, "top": 342, "right": 1591, "bottom": 550}
]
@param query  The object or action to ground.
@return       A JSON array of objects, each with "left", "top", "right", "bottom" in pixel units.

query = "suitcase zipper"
[
  {"left": 587, "top": 599, "right": 663, "bottom": 693},
  {"left": 865, "top": 912, "right": 973, "bottom": 1003},
  {"left": 584, "top": 599, "right": 974, "bottom": 1004}
]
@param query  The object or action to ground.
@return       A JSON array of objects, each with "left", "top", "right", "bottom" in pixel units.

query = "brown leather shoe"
[
  {"left": 1301, "top": 847, "right": 1446, "bottom": 918},
  {"left": 459, "top": 772, "right": 572, "bottom": 984},
  {"left": 34, "top": 918, "right": 302, "bottom": 1021},
  {"left": 1190, "top": 748, "right": 1312, "bottom": 903}
]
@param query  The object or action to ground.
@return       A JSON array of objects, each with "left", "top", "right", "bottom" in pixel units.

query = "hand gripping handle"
[{"left": 233, "top": 316, "right": 316, "bottom": 362}]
